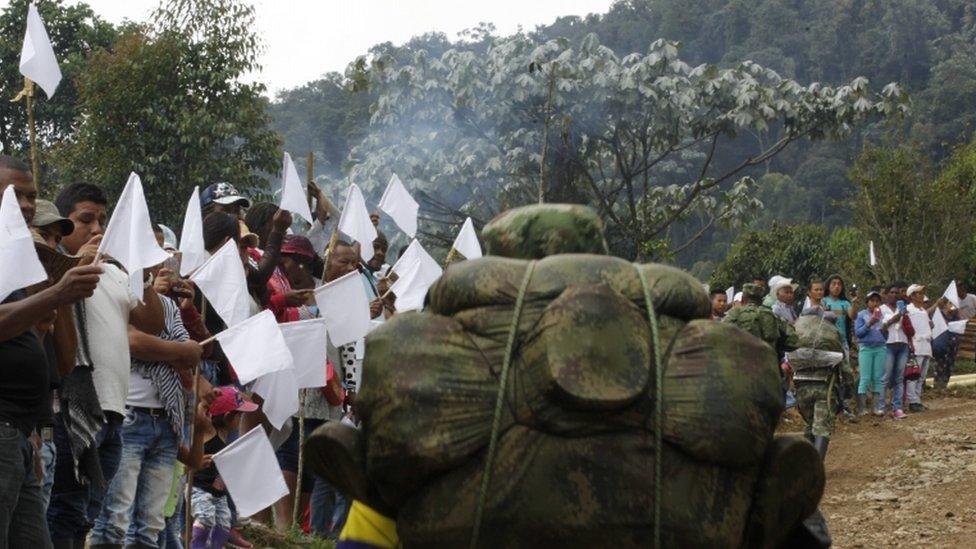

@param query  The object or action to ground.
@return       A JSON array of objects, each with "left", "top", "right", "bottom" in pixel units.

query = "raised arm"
[{"left": 0, "top": 265, "right": 101, "bottom": 343}]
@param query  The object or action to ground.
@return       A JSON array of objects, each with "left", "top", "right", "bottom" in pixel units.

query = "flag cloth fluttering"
[
  {"left": 0, "top": 186, "right": 48, "bottom": 302},
  {"left": 19, "top": 3, "right": 62, "bottom": 98},
  {"left": 377, "top": 174, "right": 419, "bottom": 238}
]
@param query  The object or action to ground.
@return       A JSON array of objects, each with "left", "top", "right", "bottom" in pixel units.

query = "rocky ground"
[{"left": 781, "top": 390, "right": 976, "bottom": 548}]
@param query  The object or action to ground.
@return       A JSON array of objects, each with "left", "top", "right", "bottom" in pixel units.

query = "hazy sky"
[{"left": 5, "top": 0, "right": 615, "bottom": 97}]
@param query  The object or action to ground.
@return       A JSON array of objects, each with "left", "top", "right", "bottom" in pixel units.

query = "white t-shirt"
[
  {"left": 880, "top": 304, "right": 909, "bottom": 345},
  {"left": 86, "top": 263, "right": 140, "bottom": 414},
  {"left": 126, "top": 372, "right": 163, "bottom": 408},
  {"left": 958, "top": 294, "right": 976, "bottom": 320},
  {"left": 906, "top": 303, "right": 932, "bottom": 356}
]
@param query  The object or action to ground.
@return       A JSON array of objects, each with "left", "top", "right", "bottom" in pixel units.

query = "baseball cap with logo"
[
  {"left": 209, "top": 386, "right": 259, "bottom": 417},
  {"left": 201, "top": 182, "right": 251, "bottom": 210}
]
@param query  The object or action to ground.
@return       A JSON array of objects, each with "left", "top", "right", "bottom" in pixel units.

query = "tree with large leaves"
[
  {"left": 0, "top": 0, "right": 116, "bottom": 158},
  {"left": 346, "top": 32, "right": 906, "bottom": 259},
  {"left": 50, "top": 0, "right": 279, "bottom": 224}
]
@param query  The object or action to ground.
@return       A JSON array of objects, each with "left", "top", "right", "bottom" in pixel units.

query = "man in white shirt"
[
  {"left": 957, "top": 282, "right": 976, "bottom": 321},
  {"left": 905, "top": 284, "right": 941, "bottom": 413},
  {"left": 48, "top": 183, "right": 165, "bottom": 548},
  {"left": 879, "top": 283, "right": 909, "bottom": 419}
]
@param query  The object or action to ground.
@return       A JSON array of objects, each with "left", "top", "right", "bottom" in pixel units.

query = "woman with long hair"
[{"left": 822, "top": 274, "right": 858, "bottom": 352}]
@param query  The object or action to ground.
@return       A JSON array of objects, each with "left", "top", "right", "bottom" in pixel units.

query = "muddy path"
[{"left": 781, "top": 396, "right": 976, "bottom": 547}]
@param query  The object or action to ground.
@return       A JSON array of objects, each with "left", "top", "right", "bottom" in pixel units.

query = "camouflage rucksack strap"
[
  {"left": 635, "top": 265, "right": 663, "bottom": 549},
  {"left": 470, "top": 261, "right": 537, "bottom": 549}
]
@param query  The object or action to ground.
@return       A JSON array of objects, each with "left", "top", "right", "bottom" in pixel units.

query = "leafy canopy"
[
  {"left": 346, "top": 32, "right": 905, "bottom": 259},
  {"left": 50, "top": 0, "right": 280, "bottom": 224}
]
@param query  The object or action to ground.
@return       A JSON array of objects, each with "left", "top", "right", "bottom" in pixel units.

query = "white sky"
[{"left": 4, "top": 0, "right": 614, "bottom": 97}]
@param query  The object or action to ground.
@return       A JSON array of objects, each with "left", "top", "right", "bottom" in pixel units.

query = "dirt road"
[{"left": 782, "top": 395, "right": 976, "bottom": 547}]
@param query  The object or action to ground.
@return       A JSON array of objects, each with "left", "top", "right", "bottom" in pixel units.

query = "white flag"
[
  {"left": 451, "top": 217, "right": 482, "bottom": 259},
  {"left": 190, "top": 239, "right": 250, "bottom": 328},
  {"left": 932, "top": 308, "right": 949, "bottom": 340},
  {"left": 212, "top": 426, "right": 289, "bottom": 518},
  {"left": 214, "top": 309, "right": 293, "bottom": 385},
  {"left": 390, "top": 239, "right": 442, "bottom": 312},
  {"left": 178, "top": 187, "right": 206, "bottom": 276},
  {"left": 948, "top": 319, "right": 968, "bottom": 335},
  {"left": 943, "top": 280, "right": 960, "bottom": 308},
  {"left": 314, "top": 270, "right": 371, "bottom": 345},
  {"left": 19, "top": 3, "right": 62, "bottom": 98},
  {"left": 869, "top": 240, "right": 877, "bottom": 267},
  {"left": 0, "top": 185, "right": 48, "bottom": 302},
  {"left": 97, "top": 173, "right": 169, "bottom": 299},
  {"left": 377, "top": 174, "right": 419, "bottom": 238},
  {"left": 252, "top": 367, "right": 299, "bottom": 430},
  {"left": 279, "top": 152, "right": 313, "bottom": 224},
  {"left": 336, "top": 184, "right": 377, "bottom": 263},
  {"left": 279, "top": 318, "right": 329, "bottom": 389},
  {"left": 725, "top": 286, "right": 734, "bottom": 304}
]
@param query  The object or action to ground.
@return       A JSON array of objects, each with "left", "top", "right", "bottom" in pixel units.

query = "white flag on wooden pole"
[
  {"left": 451, "top": 217, "right": 482, "bottom": 260},
  {"left": 279, "top": 318, "right": 329, "bottom": 389},
  {"left": 178, "top": 186, "right": 206, "bottom": 276},
  {"left": 190, "top": 239, "right": 250, "bottom": 328},
  {"left": 96, "top": 172, "right": 169, "bottom": 299},
  {"left": 377, "top": 174, "right": 419, "bottom": 238},
  {"left": 336, "top": 184, "right": 377, "bottom": 263},
  {"left": 213, "top": 310, "right": 293, "bottom": 385},
  {"left": 314, "top": 270, "right": 371, "bottom": 345},
  {"left": 212, "top": 426, "right": 289, "bottom": 518},
  {"left": 19, "top": 3, "right": 62, "bottom": 98},
  {"left": 280, "top": 152, "right": 313, "bottom": 224}
]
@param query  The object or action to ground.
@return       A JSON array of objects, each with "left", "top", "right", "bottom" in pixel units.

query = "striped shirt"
[{"left": 131, "top": 296, "right": 190, "bottom": 442}]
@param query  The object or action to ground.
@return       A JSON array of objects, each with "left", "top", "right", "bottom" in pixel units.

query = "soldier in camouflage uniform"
[
  {"left": 788, "top": 309, "right": 855, "bottom": 460},
  {"left": 723, "top": 283, "right": 798, "bottom": 359}
]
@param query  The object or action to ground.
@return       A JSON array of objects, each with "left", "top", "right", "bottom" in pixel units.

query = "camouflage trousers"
[{"left": 795, "top": 380, "right": 834, "bottom": 439}]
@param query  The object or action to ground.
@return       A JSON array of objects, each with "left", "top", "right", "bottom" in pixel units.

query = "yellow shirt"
[{"left": 337, "top": 500, "right": 399, "bottom": 549}]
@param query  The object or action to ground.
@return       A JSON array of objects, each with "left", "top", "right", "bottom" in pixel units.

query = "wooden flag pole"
[
  {"left": 25, "top": 79, "right": 39, "bottom": 190},
  {"left": 293, "top": 389, "right": 308, "bottom": 529},
  {"left": 306, "top": 152, "right": 314, "bottom": 212},
  {"left": 11, "top": 78, "right": 40, "bottom": 190},
  {"left": 444, "top": 247, "right": 460, "bottom": 266},
  {"left": 184, "top": 366, "right": 201, "bottom": 548},
  {"left": 184, "top": 298, "right": 207, "bottom": 547}
]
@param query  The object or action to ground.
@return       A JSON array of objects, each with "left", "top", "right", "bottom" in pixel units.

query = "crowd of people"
[
  {"left": 3, "top": 148, "right": 973, "bottom": 549},
  {"left": 711, "top": 274, "right": 969, "bottom": 423},
  {"left": 0, "top": 154, "right": 402, "bottom": 548}
]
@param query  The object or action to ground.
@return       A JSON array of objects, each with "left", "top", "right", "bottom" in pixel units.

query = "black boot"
[{"left": 813, "top": 436, "right": 829, "bottom": 460}]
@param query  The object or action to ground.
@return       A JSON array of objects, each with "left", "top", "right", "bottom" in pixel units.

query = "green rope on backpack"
[
  {"left": 469, "top": 260, "right": 537, "bottom": 548},
  {"left": 636, "top": 264, "right": 663, "bottom": 548}
]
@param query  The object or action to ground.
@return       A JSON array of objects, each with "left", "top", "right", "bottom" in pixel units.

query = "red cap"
[{"left": 209, "top": 386, "right": 259, "bottom": 417}]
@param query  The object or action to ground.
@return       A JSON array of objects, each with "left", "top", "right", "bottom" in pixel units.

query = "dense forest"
[{"left": 269, "top": 0, "right": 976, "bottom": 271}]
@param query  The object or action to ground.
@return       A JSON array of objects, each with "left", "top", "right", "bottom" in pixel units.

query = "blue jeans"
[
  {"left": 304, "top": 421, "right": 348, "bottom": 538},
  {"left": 0, "top": 424, "right": 51, "bottom": 549},
  {"left": 157, "top": 493, "right": 184, "bottom": 549},
  {"left": 90, "top": 408, "right": 179, "bottom": 548},
  {"left": 48, "top": 412, "right": 124, "bottom": 541},
  {"left": 883, "top": 343, "right": 909, "bottom": 412},
  {"left": 309, "top": 478, "right": 349, "bottom": 538}
]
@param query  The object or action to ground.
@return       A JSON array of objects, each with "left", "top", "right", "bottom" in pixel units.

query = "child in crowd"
[
  {"left": 709, "top": 289, "right": 728, "bottom": 320},
  {"left": 854, "top": 289, "right": 887, "bottom": 416},
  {"left": 190, "top": 386, "right": 258, "bottom": 549}
]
